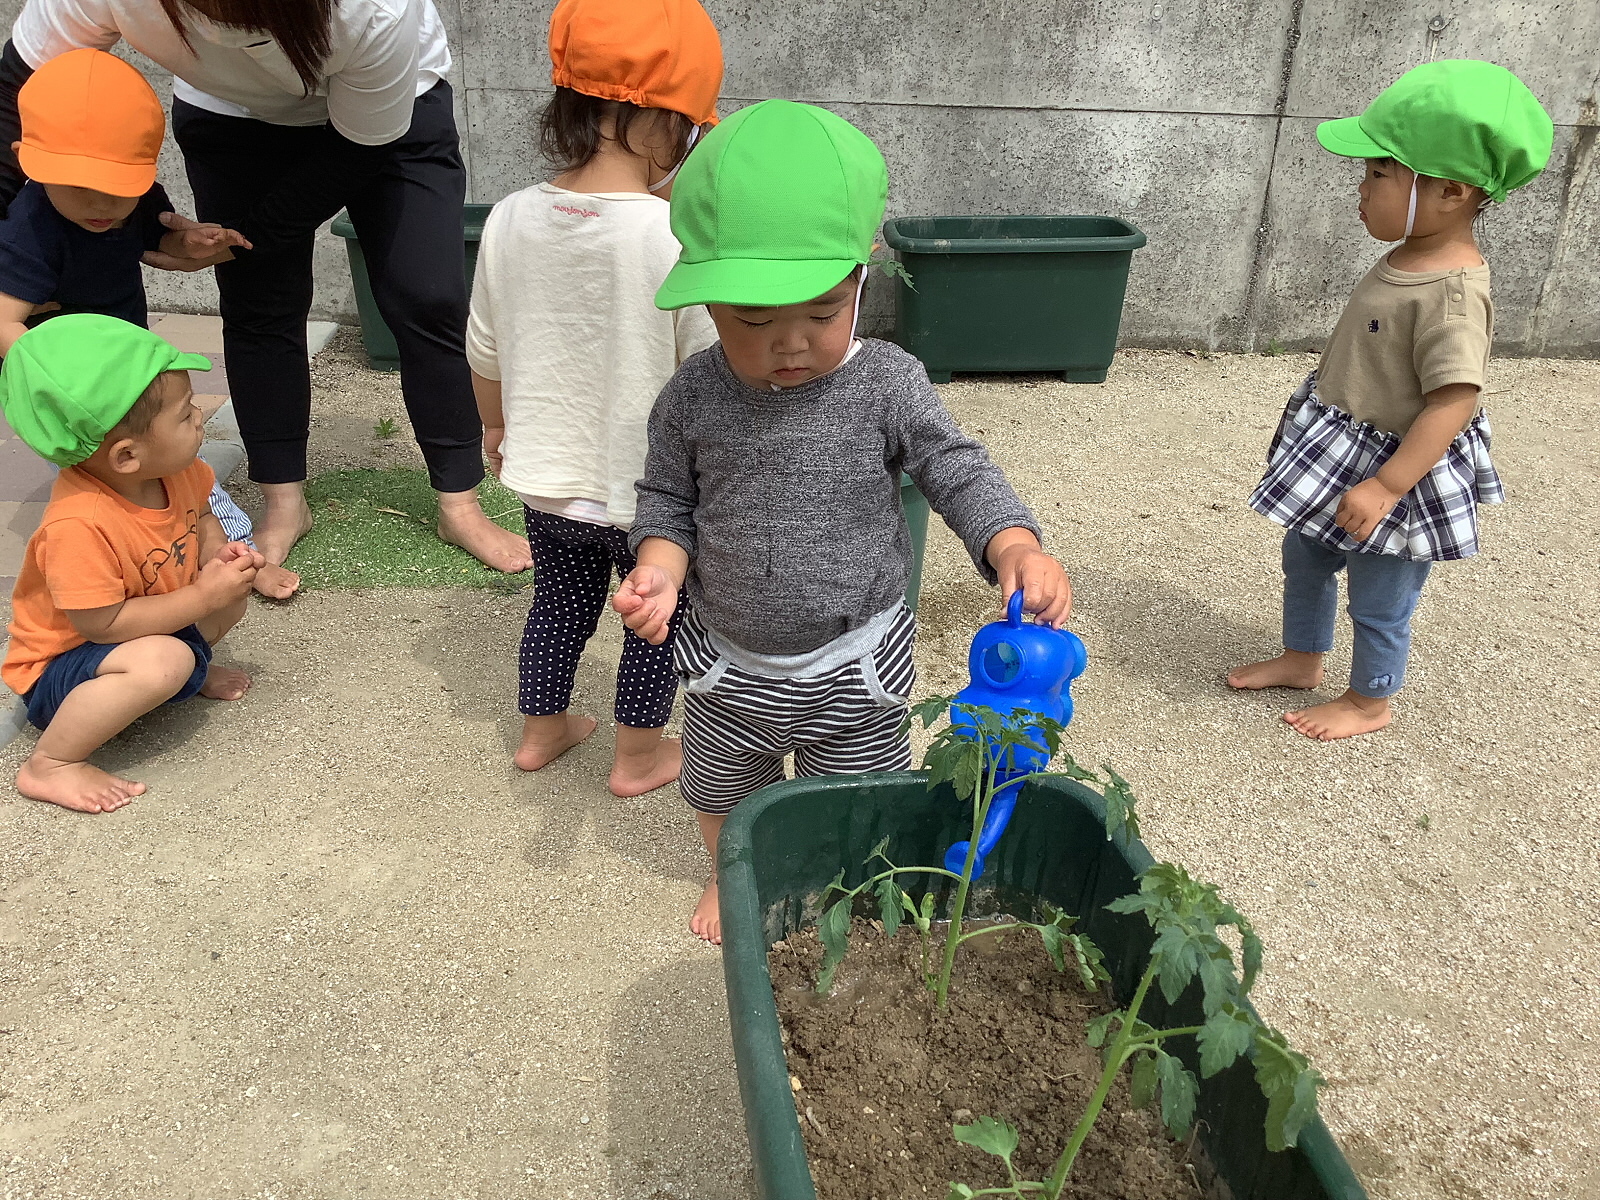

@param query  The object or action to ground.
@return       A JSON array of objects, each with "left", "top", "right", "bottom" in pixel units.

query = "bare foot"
[
  {"left": 252, "top": 562, "right": 300, "bottom": 600},
  {"left": 514, "top": 713, "right": 597, "bottom": 771},
  {"left": 15, "top": 754, "right": 144, "bottom": 813},
  {"left": 691, "top": 876, "right": 721, "bottom": 944},
  {"left": 200, "top": 664, "right": 251, "bottom": 700},
  {"left": 1227, "top": 650, "right": 1325, "bottom": 690},
  {"left": 609, "top": 732, "right": 682, "bottom": 798},
  {"left": 437, "top": 492, "right": 533, "bottom": 574},
  {"left": 1285, "top": 690, "right": 1391, "bottom": 741},
  {"left": 255, "top": 483, "right": 314, "bottom": 566}
]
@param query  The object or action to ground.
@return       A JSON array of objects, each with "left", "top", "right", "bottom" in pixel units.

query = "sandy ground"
[{"left": 2, "top": 333, "right": 1597, "bottom": 1200}]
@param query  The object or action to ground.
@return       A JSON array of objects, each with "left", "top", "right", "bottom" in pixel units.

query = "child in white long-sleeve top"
[{"left": 467, "top": 0, "right": 720, "bottom": 795}]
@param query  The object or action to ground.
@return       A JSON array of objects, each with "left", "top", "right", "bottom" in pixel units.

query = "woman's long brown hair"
[{"left": 157, "top": 0, "right": 334, "bottom": 95}]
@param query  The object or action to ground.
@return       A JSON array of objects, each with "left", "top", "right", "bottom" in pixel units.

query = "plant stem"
[
  {"left": 935, "top": 747, "right": 997, "bottom": 1007},
  {"left": 1043, "top": 962, "right": 1160, "bottom": 1197}
]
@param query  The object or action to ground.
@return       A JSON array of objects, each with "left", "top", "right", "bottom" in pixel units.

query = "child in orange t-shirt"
[{"left": 2, "top": 314, "right": 262, "bottom": 814}]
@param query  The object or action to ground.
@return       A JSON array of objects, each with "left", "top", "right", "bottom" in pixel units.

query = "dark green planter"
[
  {"left": 882, "top": 216, "right": 1147, "bottom": 384},
  {"left": 717, "top": 772, "right": 1367, "bottom": 1200},
  {"left": 330, "top": 204, "right": 493, "bottom": 372}
]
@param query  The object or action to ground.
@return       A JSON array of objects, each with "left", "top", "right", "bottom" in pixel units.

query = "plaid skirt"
[{"left": 1248, "top": 373, "right": 1503, "bottom": 562}]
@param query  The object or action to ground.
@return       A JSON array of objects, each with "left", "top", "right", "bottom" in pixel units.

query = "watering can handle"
[{"left": 1006, "top": 590, "right": 1025, "bottom": 627}]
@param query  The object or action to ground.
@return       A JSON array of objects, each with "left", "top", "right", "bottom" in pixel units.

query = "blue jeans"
[{"left": 1281, "top": 532, "right": 1432, "bottom": 699}]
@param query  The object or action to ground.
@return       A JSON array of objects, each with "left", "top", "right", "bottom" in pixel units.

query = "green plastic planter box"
[
  {"left": 330, "top": 204, "right": 493, "bottom": 372},
  {"left": 717, "top": 772, "right": 1367, "bottom": 1200},
  {"left": 882, "top": 215, "right": 1147, "bottom": 384}
]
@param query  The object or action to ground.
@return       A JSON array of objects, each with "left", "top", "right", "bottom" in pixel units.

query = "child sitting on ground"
[
  {"left": 2, "top": 314, "right": 261, "bottom": 814},
  {"left": 1229, "top": 61, "right": 1551, "bottom": 740},
  {"left": 0, "top": 47, "right": 298, "bottom": 599},
  {"left": 613, "top": 100, "right": 1072, "bottom": 943},
  {"left": 467, "top": 0, "right": 719, "bottom": 795}
]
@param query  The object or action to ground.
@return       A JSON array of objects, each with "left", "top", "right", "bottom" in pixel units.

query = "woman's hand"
[
  {"left": 142, "top": 211, "right": 252, "bottom": 272},
  {"left": 1334, "top": 478, "right": 1401, "bottom": 542},
  {"left": 986, "top": 528, "right": 1072, "bottom": 628}
]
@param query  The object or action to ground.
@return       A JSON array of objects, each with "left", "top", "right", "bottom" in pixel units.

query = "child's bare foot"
[
  {"left": 16, "top": 755, "right": 144, "bottom": 813},
  {"left": 515, "top": 712, "right": 597, "bottom": 771},
  {"left": 691, "top": 876, "right": 721, "bottom": 944},
  {"left": 1285, "top": 689, "right": 1391, "bottom": 741},
  {"left": 200, "top": 664, "right": 251, "bottom": 700},
  {"left": 609, "top": 728, "right": 682, "bottom": 797},
  {"left": 252, "top": 562, "right": 300, "bottom": 599},
  {"left": 1227, "top": 650, "right": 1325, "bottom": 690}
]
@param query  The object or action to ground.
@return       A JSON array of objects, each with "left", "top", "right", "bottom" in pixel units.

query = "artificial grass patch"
[{"left": 286, "top": 468, "right": 532, "bottom": 591}]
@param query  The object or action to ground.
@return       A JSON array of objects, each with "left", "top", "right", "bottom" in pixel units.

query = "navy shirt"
[{"left": 0, "top": 180, "right": 171, "bottom": 328}]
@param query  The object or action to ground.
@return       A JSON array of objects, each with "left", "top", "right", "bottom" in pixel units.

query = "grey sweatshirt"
[{"left": 630, "top": 338, "right": 1042, "bottom": 656}]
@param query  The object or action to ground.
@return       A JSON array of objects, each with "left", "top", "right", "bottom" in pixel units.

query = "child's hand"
[
  {"left": 1334, "top": 478, "right": 1401, "bottom": 542},
  {"left": 612, "top": 565, "right": 679, "bottom": 645},
  {"left": 144, "top": 212, "right": 253, "bottom": 272},
  {"left": 197, "top": 553, "right": 258, "bottom": 608},
  {"left": 988, "top": 532, "right": 1072, "bottom": 628},
  {"left": 214, "top": 540, "right": 266, "bottom": 570},
  {"left": 483, "top": 425, "right": 505, "bottom": 480}
]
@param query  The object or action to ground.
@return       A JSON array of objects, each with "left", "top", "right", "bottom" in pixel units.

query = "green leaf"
[
  {"left": 918, "top": 890, "right": 937, "bottom": 931},
  {"left": 952, "top": 744, "right": 983, "bottom": 805},
  {"left": 1152, "top": 925, "right": 1202, "bottom": 1005},
  {"left": 1067, "top": 932, "right": 1110, "bottom": 990},
  {"left": 868, "top": 835, "right": 891, "bottom": 864},
  {"left": 822, "top": 867, "right": 848, "bottom": 900},
  {"left": 816, "top": 898, "right": 852, "bottom": 993},
  {"left": 910, "top": 694, "right": 949, "bottom": 728},
  {"left": 1197, "top": 944, "right": 1241, "bottom": 1016},
  {"left": 1155, "top": 1050, "right": 1198, "bottom": 1140},
  {"left": 1129, "top": 1050, "right": 1158, "bottom": 1110},
  {"left": 1085, "top": 1011, "right": 1118, "bottom": 1048},
  {"left": 952, "top": 1115, "right": 1018, "bottom": 1163},
  {"left": 1197, "top": 1004, "right": 1257, "bottom": 1077},
  {"left": 1054, "top": 754, "right": 1099, "bottom": 783},
  {"left": 1035, "top": 921, "right": 1067, "bottom": 974},
  {"left": 1102, "top": 766, "right": 1141, "bottom": 845},
  {"left": 1254, "top": 1027, "right": 1325, "bottom": 1151},
  {"left": 945, "top": 1184, "right": 977, "bottom": 1200},
  {"left": 1240, "top": 928, "right": 1264, "bottom": 994},
  {"left": 876, "top": 876, "right": 905, "bottom": 939}
]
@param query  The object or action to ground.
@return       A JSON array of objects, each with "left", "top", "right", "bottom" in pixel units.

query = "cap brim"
[
  {"left": 171, "top": 352, "right": 213, "bottom": 373},
  {"left": 1315, "top": 116, "right": 1390, "bottom": 160},
  {"left": 17, "top": 143, "right": 156, "bottom": 198},
  {"left": 655, "top": 257, "right": 859, "bottom": 310}
]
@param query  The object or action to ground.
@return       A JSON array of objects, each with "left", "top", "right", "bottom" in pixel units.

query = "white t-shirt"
[
  {"left": 467, "top": 183, "right": 718, "bottom": 530},
  {"left": 12, "top": 0, "right": 450, "bottom": 145}
]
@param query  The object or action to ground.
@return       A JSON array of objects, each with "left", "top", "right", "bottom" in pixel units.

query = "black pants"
[
  {"left": 173, "top": 83, "right": 482, "bottom": 491},
  {"left": 519, "top": 509, "right": 681, "bottom": 728}
]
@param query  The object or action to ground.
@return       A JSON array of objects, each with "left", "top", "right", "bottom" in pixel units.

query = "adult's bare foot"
[
  {"left": 252, "top": 563, "right": 300, "bottom": 600},
  {"left": 691, "top": 876, "right": 721, "bottom": 944},
  {"left": 255, "top": 482, "right": 314, "bottom": 566},
  {"left": 1285, "top": 690, "right": 1391, "bottom": 741},
  {"left": 16, "top": 754, "right": 144, "bottom": 813},
  {"left": 609, "top": 730, "right": 682, "bottom": 797},
  {"left": 200, "top": 664, "right": 251, "bottom": 700},
  {"left": 1227, "top": 650, "right": 1325, "bottom": 690},
  {"left": 515, "top": 712, "right": 597, "bottom": 771},
  {"left": 437, "top": 490, "right": 532, "bottom": 574}
]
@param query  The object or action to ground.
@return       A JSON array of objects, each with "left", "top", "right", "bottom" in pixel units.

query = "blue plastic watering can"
[{"left": 942, "top": 590, "right": 1087, "bottom": 878}]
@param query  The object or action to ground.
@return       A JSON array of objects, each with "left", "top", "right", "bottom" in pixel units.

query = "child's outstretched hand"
[
  {"left": 613, "top": 564, "right": 680, "bottom": 645},
  {"left": 144, "top": 212, "right": 253, "bottom": 272},
  {"left": 987, "top": 528, "right": 1072, "bottom": 628}
]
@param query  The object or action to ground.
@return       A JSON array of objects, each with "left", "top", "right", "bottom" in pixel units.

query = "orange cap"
[
  {"left": 549, "top": 0, "right": 723, "bottom": 128},
  {"left": 18, "top": 49, "right": 163, "bottom": 198}
]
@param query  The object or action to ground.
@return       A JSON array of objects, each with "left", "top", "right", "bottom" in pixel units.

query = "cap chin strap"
[
  {"left": 647, "top": 125, "right": 701, "bottom": 194},
  {"left": 1402, "top": 172, "right": 1419, "bottom": 240}
]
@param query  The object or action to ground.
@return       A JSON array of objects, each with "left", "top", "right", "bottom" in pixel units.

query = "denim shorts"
[{"left": 24, "top": 625, "right": 212, "bottom": 731}]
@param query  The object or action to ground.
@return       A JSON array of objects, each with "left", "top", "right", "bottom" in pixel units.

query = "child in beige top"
[{"left": 1230, "top": 60, "right": 1551, "bottom": 740}]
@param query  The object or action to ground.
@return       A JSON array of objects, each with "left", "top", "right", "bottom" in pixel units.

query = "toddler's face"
[
  {"left": 132, "top": 372, "right": 206, "bottom": 477},
  {"left": 708, "top": 273, "right": 859, "bottom": 389},
  {"left": 42, "top": 182, "right": 140, "bottom": 233}
]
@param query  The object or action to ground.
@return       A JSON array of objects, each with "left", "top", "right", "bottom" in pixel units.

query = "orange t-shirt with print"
[{"left": 3, "top": 458, "right": 216, "bottom": 695}]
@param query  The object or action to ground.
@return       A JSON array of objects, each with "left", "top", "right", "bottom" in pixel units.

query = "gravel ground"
[{"left": 2, "top": 334, "right": 1597, "bottom": 1200}]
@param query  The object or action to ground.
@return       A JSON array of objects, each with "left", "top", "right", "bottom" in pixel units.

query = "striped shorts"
[{"left": 676, "top": 605, "right": 918, "bottom": 816}]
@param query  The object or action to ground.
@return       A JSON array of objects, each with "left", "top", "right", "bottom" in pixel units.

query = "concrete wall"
[{"left": 5, "top": 0, "right": 1597, "bottom": 355}]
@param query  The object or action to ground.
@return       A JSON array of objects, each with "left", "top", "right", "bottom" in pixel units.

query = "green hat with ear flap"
[
  {"left": 0, "top": 314, "right": 210, "bottom": 466},
  {"left": 1316, "top": 59, "right": 1553, "bottom": 202},
  {"left": 655, "top": 99, "right": 888, "bottom": 310}
]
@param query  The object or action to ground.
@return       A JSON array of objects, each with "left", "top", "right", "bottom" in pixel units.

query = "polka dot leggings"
[{"left": 519, "top": 508, "right": 682, "bottom": 728}]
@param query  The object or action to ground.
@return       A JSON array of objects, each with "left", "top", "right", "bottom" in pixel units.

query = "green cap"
[
  {"left": 655, "top": 99, "right": 888, "bottom": 310},
  {"left": 0, "top": 314, "right": 211, "bottom": 466},
  {"left": 1316, "top": 59, "right": 1552, "bottom": 203}
]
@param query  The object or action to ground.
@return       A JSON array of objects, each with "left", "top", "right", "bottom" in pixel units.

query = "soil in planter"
[{"left": 771, "top": 919, "right": 1203, "bottom": 1200}]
